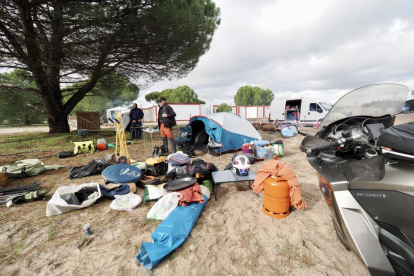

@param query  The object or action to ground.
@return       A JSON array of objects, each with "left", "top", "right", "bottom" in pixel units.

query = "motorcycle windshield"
[{"left": 318, "top": 84, "right": 409, "bottom": 130}]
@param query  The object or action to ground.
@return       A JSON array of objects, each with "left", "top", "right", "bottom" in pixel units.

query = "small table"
[
  {"left": 211, "top": 170, "right": 256, "bottom": 200},
  {"left": 142, "top": 128, "right": 160, "bottom": 149}
]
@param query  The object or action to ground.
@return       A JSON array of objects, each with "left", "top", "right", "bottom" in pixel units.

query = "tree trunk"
[
  {"left": 46, "top": 109, "right": 70, "bottom": 133},
  {"left": 41, "top": 83, "right": 70, "bottom": 133}
]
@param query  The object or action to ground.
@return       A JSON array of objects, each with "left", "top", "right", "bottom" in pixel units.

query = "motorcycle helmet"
[{"left": 232, "top": 155, "right": 251, "bottom": 176}]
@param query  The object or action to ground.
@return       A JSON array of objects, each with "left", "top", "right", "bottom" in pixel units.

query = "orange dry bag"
[
  {"left": 96, "top": 143, "right": 108, "bottom": 151},
  {"left": 263, "top": 176, "right": 290, "bottom": 218}
]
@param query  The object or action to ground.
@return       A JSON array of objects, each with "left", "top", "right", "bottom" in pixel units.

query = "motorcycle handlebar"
[
  {"left": 304, "top": 133, "right": 362, "bottom": 154},
  {"left": 305, "top": 140, "right": 337, "bottom": 155}
]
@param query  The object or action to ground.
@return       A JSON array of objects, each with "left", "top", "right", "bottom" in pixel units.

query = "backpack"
[
  {"left": 180, "top": 158, "right": 218, "bottom": 182},
  {"left": 178, "top": 143, "right": 195, "bottom": 158},
  {"left": 0, "top": 159, "right": 47, "bottom": 179}
]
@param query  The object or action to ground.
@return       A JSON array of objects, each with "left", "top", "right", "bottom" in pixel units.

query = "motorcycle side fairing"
[
  {"left": 313, "top": 155, "right": 414, "bottom": 276},
  {"left": 301, "top": 84, "right": 413, "bottom": 276}
]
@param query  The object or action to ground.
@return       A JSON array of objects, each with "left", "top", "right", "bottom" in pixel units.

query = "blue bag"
[
  {"left": 168, "top": 153, "right": 191, "bottom": 166},
  {"left": 99, "top": 184, "right": 130, "bottom": 199},
  {"left": 136, "top": 195, "right": 208, "bottom": 270}
]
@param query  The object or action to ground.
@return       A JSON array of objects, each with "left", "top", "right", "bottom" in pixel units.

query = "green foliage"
[
  {"left": 145, "top": 92, "right": 161, "bottom": 103},
  {"left": 66, "top": 71, "right": 139, "bottom": 116},
  {"left": 145, "top": 86, "right": 205, "bottom": 104},
  {"left": 0, "top": 0, "right": 221, "bottom": 132},
  {"left": 0, "top": 70, "right": 46, "bottom": 125},
  {"left": 234, "top": 86, "right": 274, "bottom": 106},
  {"left": 216, "top": 103, "right": 232, "bottom": 112}
]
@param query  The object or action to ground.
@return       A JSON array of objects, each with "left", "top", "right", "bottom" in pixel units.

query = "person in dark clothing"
[
  {"left": 130, "top": 103, "right": 144, "bottom": 139},
  {"left": 157, "top": 97, "right": 177, "bottom": 153}
]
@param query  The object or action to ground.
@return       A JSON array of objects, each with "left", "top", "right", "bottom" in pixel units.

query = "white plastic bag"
[
  {"left": 46, "top": 182, "right": 101, "bottom": 217},
  {"left": 110, "top": 193, "right": 142, "bottom": 211},
  {"left": 146, "top": 192, "right": 183, "bottom": 220}
]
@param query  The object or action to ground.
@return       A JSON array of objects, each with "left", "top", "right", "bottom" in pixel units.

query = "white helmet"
[{"left": 232, "top": 155, "right": 251, "bottom": 176}]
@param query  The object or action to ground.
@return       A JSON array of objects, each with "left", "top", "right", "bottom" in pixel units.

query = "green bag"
[
  {"left": 0, "top": 159, "right": 64, "bottom": 179},
  {"left": 201, "top": 180, "right": 214, "bottom": 195}
]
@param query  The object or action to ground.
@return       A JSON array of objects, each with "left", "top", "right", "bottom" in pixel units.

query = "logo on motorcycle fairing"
[{"left": 356, "top": 193, "right": 386, "bottom": 198}]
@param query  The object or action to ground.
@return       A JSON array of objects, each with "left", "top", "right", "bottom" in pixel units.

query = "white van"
[{"left": 269, "top": 98, "right": 332, "bottom": 124}]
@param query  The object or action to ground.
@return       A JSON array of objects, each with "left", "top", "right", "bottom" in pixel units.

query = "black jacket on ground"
[
  {"left": 130, "top": 107, "right": 144, "bottom": 121},
  {"left": 158, "top": 104, "right": 176, "bottom": 128}
]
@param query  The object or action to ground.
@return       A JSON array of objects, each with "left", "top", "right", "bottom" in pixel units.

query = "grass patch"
[
  {"left": 0, "top": 130, "right": 116, "bottom": 155},
  {"left": 11, "top": 243, "right": 23, "bottom": 255},
  {"left": 280, "top": 241, "right": 298, "bottom": 258},
  {"left": 21, "top": 228, "right": 30, "bottom": 239},
  {"left": 48, "top": 230, "right": 56, "bottom": 240}
]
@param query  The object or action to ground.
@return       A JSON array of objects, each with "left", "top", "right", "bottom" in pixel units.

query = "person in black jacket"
[
  {"left": 157, "top": 97, "right": 177, "bottom": 153},
  {"left": 129, "top": 103, "right": 144, "bottom": 139}
]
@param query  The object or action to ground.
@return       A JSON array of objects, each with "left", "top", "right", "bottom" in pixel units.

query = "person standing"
[
  {"left": 157, "top": 97, "right": 177, "bottom": 153},
  {"left": 129, "top": 103, "right": 144, "bottom": 139}
]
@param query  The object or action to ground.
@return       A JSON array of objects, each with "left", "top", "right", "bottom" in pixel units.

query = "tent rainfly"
[
  {"left": 106, "top": 107, "right": 130, "bottom": 121},
  {"left": 189, "top": 113, "right": 263, "bottom": 155}
]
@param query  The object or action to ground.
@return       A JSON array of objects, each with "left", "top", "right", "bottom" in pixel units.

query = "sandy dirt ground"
[{"left": 0, "top": 127, "right": 371, "bottom": 276}]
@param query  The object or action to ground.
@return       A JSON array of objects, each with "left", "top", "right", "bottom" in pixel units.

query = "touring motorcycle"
[{"left": 281, "top": 84, "right": 414, "bottom": 276}]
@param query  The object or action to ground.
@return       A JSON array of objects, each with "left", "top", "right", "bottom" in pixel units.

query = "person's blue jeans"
[{"left": 132, "top": 121, "right": 142, "bottom": 139}]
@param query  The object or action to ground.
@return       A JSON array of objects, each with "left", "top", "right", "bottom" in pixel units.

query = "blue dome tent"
[{"left": 189, "top": 113, "right": 263, "bottom": 155}]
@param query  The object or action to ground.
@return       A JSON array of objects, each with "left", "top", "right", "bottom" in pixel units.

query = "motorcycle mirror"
[{"left": 281, "top": 126, "right": 299, "bottom": 138}]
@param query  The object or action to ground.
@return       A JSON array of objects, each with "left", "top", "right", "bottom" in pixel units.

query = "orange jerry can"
[{"left": 263, "top": 176, "right": 290, "bottom": 218}]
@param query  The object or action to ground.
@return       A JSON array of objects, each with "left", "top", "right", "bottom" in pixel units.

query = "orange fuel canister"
[{"left": 263, "top": 176, "right": 290, "bottom": 218}]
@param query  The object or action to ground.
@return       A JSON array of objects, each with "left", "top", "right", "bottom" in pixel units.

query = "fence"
[
  {"left": 212, "top": 105, "right": 270, "bottom": 119},
  {"left": 77, "top": 112, "right": 100, "bottom": 132}
]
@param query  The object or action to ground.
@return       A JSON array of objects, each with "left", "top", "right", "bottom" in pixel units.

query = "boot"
[
  {"left": 152, "top": 147, "right": 160, "bottom": 157},
  {"left": 169, "top": 137, "right": 177, "bottom": 154},
  {"left": 162, "top": 137, "right": 169, "bottom": 153}
]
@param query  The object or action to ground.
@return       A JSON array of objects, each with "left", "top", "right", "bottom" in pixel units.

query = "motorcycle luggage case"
[{"left": 378, "top": 122, "right": 414, "bottom": 155}]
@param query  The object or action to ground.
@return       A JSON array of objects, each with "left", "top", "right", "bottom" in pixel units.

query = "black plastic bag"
[{"left": 68, "top": 159, "right": 110, "bottom": 179}]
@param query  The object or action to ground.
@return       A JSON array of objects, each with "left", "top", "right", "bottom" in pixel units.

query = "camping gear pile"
[
  {"left": 0, "top": 109, "right": 303, "bottom": 271},
  {"left": 240, "top": 140, "right": 285, "bottom": 161}
]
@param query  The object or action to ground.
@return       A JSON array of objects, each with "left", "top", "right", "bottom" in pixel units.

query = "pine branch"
[{"left": 0, "top": 83, "right": 40, "bottom": 96}]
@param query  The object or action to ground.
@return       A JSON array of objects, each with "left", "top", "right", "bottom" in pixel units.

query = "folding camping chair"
[{"left": 175, "top": 127, "right": 192, "bottom": 147}]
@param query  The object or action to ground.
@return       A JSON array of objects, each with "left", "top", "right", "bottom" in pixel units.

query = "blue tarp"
[{"left": 136, "top": 195, "right": 208, "bottom": 270}]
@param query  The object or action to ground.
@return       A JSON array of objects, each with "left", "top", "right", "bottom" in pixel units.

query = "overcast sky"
[{"left": 136, "top": 0, "right": 414, "bottom": 107}]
